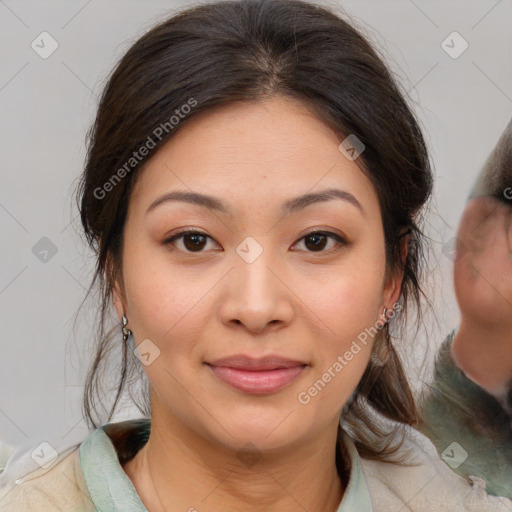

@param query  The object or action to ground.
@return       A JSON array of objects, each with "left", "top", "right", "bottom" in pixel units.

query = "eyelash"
[{"left": 162, "top": 229, "right": 347, "bottom": 254}]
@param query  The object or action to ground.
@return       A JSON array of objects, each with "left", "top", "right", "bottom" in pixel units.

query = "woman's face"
[{"left": 113, "top": 95, "right": 401, "bottom": 452}]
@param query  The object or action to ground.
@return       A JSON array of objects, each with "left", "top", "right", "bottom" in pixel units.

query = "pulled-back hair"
[{"left": 76, "top": 0, "right": 433, "bottom": 463}]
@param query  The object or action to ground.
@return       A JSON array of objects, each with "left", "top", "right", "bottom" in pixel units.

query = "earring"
[
  {"left": 372, "top": 310, "right": 392, "bottom": 366},
  {"left": 372, "top": 323, "right": 391, "bottom": 366},
  {"left": 122, "top": 314, "right": 133, "bottom": 342},
  {"left": 377, "top": 308, "right": 389, "bottom": 330}
]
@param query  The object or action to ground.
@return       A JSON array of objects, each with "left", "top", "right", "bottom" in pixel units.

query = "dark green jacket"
[{"left": 419, "top": 330, "right": 512, "bottom": 498}]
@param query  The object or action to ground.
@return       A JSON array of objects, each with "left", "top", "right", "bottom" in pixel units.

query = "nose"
[{"left": 219, "top": 250, "right": 295, "bottom": 334}]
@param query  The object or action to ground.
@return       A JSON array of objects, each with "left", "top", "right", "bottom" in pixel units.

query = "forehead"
[{"left": 128, "top": 96, "right": 380, "bottom": 219}]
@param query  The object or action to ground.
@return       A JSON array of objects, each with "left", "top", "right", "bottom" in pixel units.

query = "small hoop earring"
[{"left": 122, "top": 314, "right": 133, "bottom": 342}]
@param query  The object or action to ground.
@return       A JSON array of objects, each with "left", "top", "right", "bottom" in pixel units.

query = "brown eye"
[
  {"left": 293, "top": 231, "right": 346, "bottom": 253},
  {"left": 163, "top": 230, "right": 218, "bottom": 253},
  {"left": 182, "top": 232, "right": 208, "bottom": 251},
  {"left": 304, "top": 233, "right": 328, "bottom": 251}
]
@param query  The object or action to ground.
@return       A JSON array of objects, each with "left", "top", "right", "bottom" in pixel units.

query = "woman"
[{"left": 0, "top": 0, "right": 509, "bottom": 510}]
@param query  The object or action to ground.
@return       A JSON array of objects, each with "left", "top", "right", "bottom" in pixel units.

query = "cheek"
[
  {"left": 304, "top": 276, "right": 379, "bottom": 380},
  {"left": 296, "top": 280, "right": 380, "bottom": 414},
  {"left": 304, "top": 252, "right": 385, "bottom": 342},
  {"left": 295, "top": 247, "right": 385, "bottom": 402},
  {"left": 121, "top": 243, "right": 212, "bottom": 345}
]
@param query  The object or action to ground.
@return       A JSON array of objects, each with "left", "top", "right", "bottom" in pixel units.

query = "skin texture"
[
  {"left": 452, "top": 195, "right": 512, "bottom": 396},
  {"left": 112, "top": 95, "right": 403, "bottom": 512}
]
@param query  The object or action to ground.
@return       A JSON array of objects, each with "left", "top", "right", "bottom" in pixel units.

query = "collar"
[{"left": 79, "top": 419, "right": 373, "bottom": 511}]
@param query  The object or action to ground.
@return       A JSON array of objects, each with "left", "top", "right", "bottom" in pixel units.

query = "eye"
[
  {"left": 163, "top": 229, "right": 219, "bottom": 253},
  {"left": 292, "top": 230, "right": 347, "bottom": 253}
]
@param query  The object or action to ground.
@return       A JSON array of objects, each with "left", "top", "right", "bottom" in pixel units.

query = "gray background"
[{"left": 1, "top": 0, "right": 511, "bottom": 452}]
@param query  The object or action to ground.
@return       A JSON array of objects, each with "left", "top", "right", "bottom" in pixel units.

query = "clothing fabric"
[
  {"left": 0, "top": 416, "right": 510, "bottom": 511},
  {"left": 419, "top": 330, "right": 512, "bottom": 498}
]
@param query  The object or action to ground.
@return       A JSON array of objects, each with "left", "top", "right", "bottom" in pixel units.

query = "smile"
[{"left": 205, "top": 359, "right": 307, "bottom": 394}]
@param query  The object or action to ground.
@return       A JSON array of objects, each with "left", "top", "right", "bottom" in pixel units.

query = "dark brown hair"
[{"left": 76, "top": 0, "right": 433, "bottom": 463}]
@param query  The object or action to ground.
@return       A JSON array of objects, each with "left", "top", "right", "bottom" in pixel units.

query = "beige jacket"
[{"left": 0, "top": 418, "right": 510, "bottom": 511}]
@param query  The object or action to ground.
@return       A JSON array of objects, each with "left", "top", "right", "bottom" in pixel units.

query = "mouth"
[{"left": 205, "top": 355, "right": 308, "bottom": 395}]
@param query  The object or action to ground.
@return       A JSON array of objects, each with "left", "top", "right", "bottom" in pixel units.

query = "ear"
[
  {"left": 382, "top": 233, "right": 409, "bottom": 308},
  {"left": 106, "top": 253, "right": 125, "bottom": 321}
]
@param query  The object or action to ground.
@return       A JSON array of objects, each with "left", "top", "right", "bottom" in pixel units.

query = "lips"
[
  {"left": 208, "top": 355, "right": 306, "bottom": 371},
  {"left": 206, "top": 355, "right": 307, "bottom": 394}
]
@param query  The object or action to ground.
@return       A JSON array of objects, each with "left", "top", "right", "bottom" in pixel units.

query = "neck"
[
  {"left": 122, "top": 409, "right": 344, "bottom": 512},
  {"left": 452, "top": 320, "right": 512, "bottom": 396}
]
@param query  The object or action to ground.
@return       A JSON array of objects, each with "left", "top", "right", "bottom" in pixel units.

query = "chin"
[{"left": 204, "top": 405, "right": 310, "bottom": 452}]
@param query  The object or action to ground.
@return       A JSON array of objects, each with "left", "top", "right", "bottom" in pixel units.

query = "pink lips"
[{"left": 206, "top": 356, "right": 307, "bottom": 394}]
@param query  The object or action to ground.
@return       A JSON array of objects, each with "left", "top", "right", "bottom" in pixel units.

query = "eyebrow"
[{"left": 145, "top": 187, "right": 365, "bottom": 217}]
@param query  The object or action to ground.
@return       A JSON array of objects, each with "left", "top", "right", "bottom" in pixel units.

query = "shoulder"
[
  {"left": 359, "top": 425, "right": 512, "bottom": 511},
  {"left": 0, "top": 441, "right": 95, "bottom": 512}
]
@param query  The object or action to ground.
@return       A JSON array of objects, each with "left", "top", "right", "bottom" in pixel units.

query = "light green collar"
[{"left": 80, "top": 421, "right": 373, "bottom": 511}]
